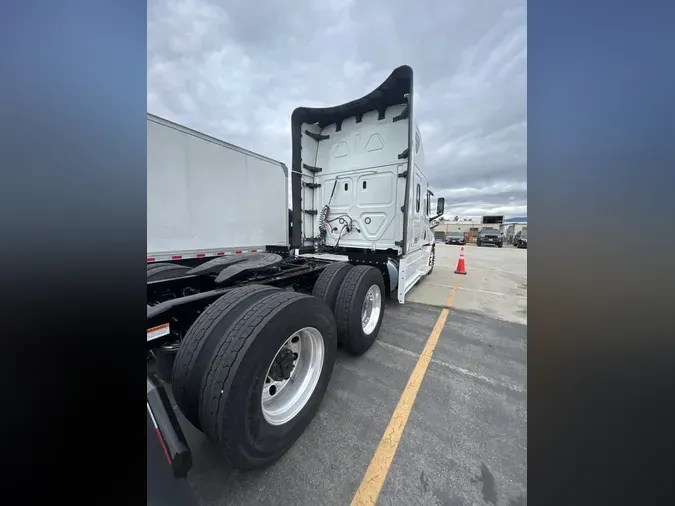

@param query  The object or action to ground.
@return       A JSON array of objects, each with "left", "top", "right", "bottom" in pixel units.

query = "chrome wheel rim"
[
  {"left": 361, "top": 285, "right": 382, "bottom": 335},
  {"left": 261, "top": 327, "right": 325, "bottom": 426}
]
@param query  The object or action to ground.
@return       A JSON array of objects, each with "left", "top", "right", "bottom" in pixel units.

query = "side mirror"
[{"left": 436, "top": 197, "right": 445, "bottom": 216}]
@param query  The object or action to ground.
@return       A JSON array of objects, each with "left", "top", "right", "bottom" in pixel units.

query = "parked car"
[
  {"left": 476, "top": 228, "right": 503, "bottom": 248},
  {"left": 514, "top": 228, "right": 528, "bottom": 248},
  {"left": 445, "top": 232, "right": 466, "bottom": 245}
]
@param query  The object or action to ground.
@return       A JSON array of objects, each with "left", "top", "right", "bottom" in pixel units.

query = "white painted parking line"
[
  {"left": 482, "top": 266, "right": 528, "bottom": 278},
  {"left": 375, "top": 340, "right": 526, "bottom": 394},
  {"left": 439, "top": 285, "right": 527, "bottom": 299}
]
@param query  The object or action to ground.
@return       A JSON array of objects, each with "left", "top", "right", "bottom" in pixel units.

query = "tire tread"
[
  {"left": 312, "top": 262, "right": 354, "bottom": 313},
  {"left": 172, "top": 285, "right": 279, "bottom": 428},
  {"left": 199, "top": 291, "right": 308, "bottom": 445},
  {"left": 334, "top": 265, "right": 385, "bottom": 355}
]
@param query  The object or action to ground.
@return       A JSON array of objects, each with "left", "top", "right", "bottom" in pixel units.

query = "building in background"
[
  {"left": 482, "top": 215, "right": 504, "bottom": 227},
  {"left": 434, "top": 216, "right": 527, "bottom": 243},
  {"left": 503, "top": 216, "right": 528, "bottom": 243}
]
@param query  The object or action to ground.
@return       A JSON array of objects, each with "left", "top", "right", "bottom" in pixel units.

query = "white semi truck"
[{"left": 146, "top": 66, "right": 445, "bottom": 478}]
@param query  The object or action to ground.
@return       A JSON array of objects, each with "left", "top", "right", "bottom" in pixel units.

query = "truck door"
[{"left": 408, "top": 167, "right": 425, "bottom": 252}]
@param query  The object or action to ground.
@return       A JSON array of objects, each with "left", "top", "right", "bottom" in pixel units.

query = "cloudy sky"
[{"left": 148, "top": 0, "right": 526, "bottom": 218}]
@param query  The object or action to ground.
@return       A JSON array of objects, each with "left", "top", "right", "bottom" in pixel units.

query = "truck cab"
[
  {"left": 146, "top": 66, "right": 445, "bottom": 484},
  {"left": 290, "top": 66, "right": 444, "bottom": 302}
]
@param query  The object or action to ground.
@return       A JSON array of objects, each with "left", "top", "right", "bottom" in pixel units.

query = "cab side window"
[{"left": 416, "top": 184, "right": 421, "bottom": 213}]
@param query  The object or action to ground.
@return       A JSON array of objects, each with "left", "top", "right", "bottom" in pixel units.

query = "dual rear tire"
[
  {"left": 312, "top": 264, "right": 386, "bottom": 356},
  {"left": 170, "top": 263, "right": 385, "bottom": 470},
  {"left": 172, "top": 286, "right": 337, "bottom": 470}
]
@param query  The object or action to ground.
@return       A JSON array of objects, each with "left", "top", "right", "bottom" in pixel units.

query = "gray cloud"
[{"left": 148, "top": 0, "right": 527, "bottom": 217}]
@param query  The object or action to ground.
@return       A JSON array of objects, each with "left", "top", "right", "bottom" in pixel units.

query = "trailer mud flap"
[{"left": 147, "top": 374, "right": 192, "bottom": 478}]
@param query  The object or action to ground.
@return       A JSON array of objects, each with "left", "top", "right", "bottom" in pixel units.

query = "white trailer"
[
  {"left": 147, "top": 113, "right": 289, "bottom": 263},
  {"left": 146, "top": 66, "right": 445, "bottom": 479}
]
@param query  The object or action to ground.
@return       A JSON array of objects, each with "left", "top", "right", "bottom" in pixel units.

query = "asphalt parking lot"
[{"left": 168, "top": 243, "right": 527, "bottom": 506}]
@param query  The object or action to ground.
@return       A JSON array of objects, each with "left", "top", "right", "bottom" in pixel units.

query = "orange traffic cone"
[{"left": 454, "top": 247, "right": 467, "bottom": 275}]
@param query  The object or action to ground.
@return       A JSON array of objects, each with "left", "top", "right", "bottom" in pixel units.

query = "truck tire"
[
  {"left": 334, "top": 265, "right": 386, "bottom": 355},
  {"left": 172, "top": 285, "right": 281, "bottom": 430},
  {"left": 147, "top": 264, "right": 192, "bottom": 281},
  {"left": 311, "top": 262, "right": 354, "bottom": 312},
  {"left": 199, "top": 291, "right": 337, "bottom": 469}
]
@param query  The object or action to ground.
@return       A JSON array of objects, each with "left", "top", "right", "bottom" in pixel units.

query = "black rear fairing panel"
[{"left": 290, "top": 65, "right": 414, "bottom": 250}]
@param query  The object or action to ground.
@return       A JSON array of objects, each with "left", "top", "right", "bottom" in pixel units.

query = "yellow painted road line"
[{"left": 351, "top": 277, "right": 462, "bottom": 506}]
